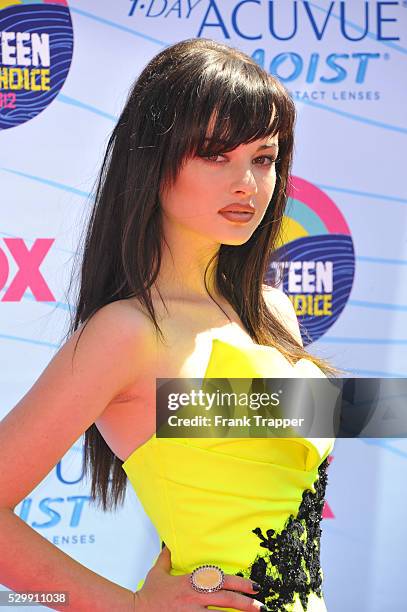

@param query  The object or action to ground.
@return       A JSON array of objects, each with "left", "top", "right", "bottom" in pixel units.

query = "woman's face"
[{"left": 159, "top": 133, "right": 279, "bottom": 247}]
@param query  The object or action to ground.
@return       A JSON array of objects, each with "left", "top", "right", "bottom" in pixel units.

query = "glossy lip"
[
  {"left": 218, "top": 203, "right": 255, "bottom": 213},
  {"left": 218, "top": 210, "right": 254, "bottom": 224}
]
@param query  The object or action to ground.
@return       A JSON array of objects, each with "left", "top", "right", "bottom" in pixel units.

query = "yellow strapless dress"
[{"left": 122, "top": 339, "right": 335, "bottom": 611}]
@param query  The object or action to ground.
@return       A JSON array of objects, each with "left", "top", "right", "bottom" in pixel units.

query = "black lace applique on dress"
[{"left": 236, "top": 457, "right": 329, "bottom": 611}]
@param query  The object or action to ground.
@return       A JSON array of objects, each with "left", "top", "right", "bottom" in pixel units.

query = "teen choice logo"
[
  {"left": 0, "top": 0, "right": 73, "bottom": 129},
  {"left": 266, "top": 176, "right": 355, "bottom": 345}
]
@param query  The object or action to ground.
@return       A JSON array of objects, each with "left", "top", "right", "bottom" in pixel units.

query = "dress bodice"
[{"left": 122, "top": 338, "right": 335, "bottom": 612}]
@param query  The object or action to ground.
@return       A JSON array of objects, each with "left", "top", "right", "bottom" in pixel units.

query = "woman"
[{"left": 0, "top": 38, "right": 338, "bottom": 611}]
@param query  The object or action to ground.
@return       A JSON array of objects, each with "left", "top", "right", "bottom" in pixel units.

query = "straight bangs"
[
  {"left": 160, "top": 52, "right": 295, "bottom": 189},
  {"left": 192, "top": 66, "right": 293, "bottom": 157}
]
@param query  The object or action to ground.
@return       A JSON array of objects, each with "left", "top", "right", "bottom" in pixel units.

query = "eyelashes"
[
  {"left": 199, "top": 153, "right": 278, "bottom": 166},
  {"left": 254, "top": 155, "right": 279, "bottom": 166}
]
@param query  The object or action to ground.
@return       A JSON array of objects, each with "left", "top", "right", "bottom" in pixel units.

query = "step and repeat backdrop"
[{"left": 1, "top": 1, "right": 406, "bottom": 610}]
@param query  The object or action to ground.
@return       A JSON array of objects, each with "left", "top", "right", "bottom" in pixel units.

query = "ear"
[{"left": 262, "top": 284, "right": 303, "bottom": 347}]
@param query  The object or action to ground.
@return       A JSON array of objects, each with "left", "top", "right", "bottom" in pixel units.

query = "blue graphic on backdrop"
[
  {"left": 265, "top": 176, "right": 356, "bottom": 345},
  {"left": 0, "top": 1, "right": 73, "bottom": 130}
]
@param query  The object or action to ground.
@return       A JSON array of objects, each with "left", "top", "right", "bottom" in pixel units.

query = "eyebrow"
[{"left": 257, "top": 143, "right": 278, "bottom": 151}]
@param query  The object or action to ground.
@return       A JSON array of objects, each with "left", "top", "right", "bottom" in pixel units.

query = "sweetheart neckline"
[{"left": 121, "top": 337, "right": 326, "bottom": 469}]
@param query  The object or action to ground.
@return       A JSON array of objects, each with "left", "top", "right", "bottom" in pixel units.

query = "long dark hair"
[{"left": 64, "top": 38, "right": 341, "bottom": 511}]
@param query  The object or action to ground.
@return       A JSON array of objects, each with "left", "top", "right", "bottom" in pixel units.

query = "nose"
[{"left": 230, "top": 166, "right": 258, "bottom": 197}]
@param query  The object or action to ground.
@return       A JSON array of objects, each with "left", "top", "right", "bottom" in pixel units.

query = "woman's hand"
[{"left": 133, "top": 545, "right": 268, "bottom": 611}]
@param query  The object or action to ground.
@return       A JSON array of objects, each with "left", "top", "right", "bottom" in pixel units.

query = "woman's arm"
[
  {"left": 0, "top": 301, "right": 150, "bottom": 611},
  {"left": 0, "top": 507, "right": 135, "bottom": 611}
]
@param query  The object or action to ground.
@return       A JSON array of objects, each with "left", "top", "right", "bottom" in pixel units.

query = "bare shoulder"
[
  {"left": 81, "top": 298, "right": 155, "bottom": 347},
  {"left": 262, "top": 284, "right": 303, "bottom": 346},
  {"left": 0, "top": 299, "right": 154, "bottom": 510},
  {"left": 69, "top": 300, "right": 155, "bottom": 374}
]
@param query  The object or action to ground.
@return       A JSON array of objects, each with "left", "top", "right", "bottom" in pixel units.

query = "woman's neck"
[{"left": 153, "top": 235, "right": 221, "bottom": 302}]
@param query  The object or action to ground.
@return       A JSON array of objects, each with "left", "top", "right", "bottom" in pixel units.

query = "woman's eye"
[
  {"left": 201, "top": 153, "right": 225, "bottom": 163},
  {"left": 254, "top": 155, "right": 277, "bottom": 166},
  {"left": 199, "top": 154, "right": 278, "bottom": 165}
]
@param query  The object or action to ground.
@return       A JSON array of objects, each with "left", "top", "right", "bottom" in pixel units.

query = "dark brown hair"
[{"left": 64, "top": 38, "right": 342, "bottom": 511}]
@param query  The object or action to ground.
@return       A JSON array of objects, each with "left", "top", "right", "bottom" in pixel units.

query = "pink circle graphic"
[{"left": 265, "top": 176, "right": 356, "bottom": 345}]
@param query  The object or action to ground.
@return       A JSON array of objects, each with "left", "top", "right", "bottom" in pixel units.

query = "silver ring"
[{"left": 190, "top": 564, "right": 225, "bottom": 593}]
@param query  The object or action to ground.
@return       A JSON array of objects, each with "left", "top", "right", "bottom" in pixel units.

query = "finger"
[
  {"left": 154, "top": 544, "right": 171, "bottom": 571},
  {"left": 222, "top": 574, "right": 262, "bottom": 595},
  {"left": 199, "top": 589, "right": 268, "bottom": 611}
]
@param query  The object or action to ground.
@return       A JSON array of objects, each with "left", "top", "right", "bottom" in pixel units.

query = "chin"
[{"left": 219, "top": 233, "right": 255, "bottom": 246}]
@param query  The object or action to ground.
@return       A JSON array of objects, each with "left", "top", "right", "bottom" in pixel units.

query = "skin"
[{"left": 155, "top": 133, "right": 280, "bottom": 302}]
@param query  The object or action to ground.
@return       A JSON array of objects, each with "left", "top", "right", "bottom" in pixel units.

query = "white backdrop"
[{"left": 1, "top": 1, "right": 406, "bottom": 610}]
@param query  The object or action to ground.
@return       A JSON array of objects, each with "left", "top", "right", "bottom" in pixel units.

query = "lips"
[{"left": 218, "top": 203, "right": 255, "bottom": 213}]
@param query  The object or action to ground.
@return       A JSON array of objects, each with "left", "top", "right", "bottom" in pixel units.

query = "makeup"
[{"left": 218, "top": 211, "right": 254, "bottom": 223}]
